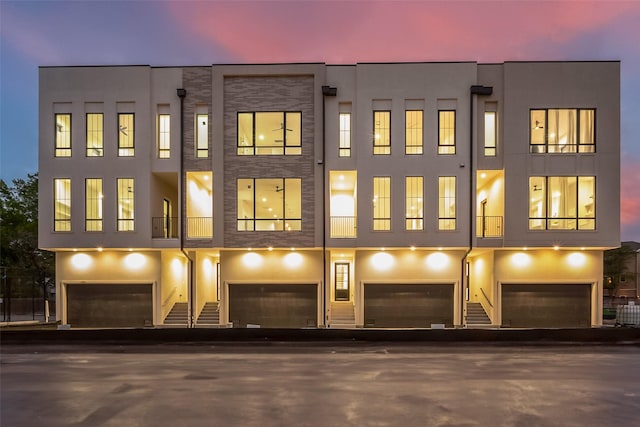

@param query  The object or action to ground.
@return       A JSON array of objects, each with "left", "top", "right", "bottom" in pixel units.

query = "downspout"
[
  {"left": 177, "top": 88, "right": 194, "bottom": 328},
  {"left": 321, "top": 85, "right": 337, "bottom": 327},
  {"left": 463, "top": 85, "right": 493, "bottom": 326}
]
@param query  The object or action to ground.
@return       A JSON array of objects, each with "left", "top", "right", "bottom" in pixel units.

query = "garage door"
[
  {"left": 364, "top": 284, "right": 454, "bottom": 328},
  {"left": 228, "top": 284, "right": 317, "bottom": 328},
  {"left": 66, "top": 283, "right": 153, "bottom": 328},
  {"left": 501, "top": 284, "right": 591, "bottom": 328}
]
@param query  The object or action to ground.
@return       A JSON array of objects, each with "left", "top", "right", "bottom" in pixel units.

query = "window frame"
[
  {"left": 116, "top": 178, "right": 135, "bottom": 231},
  {"left": 117, "top": 113, "right": 135, "bottom": 157},
  {"left": 236, "top": 177, "right": 302, "bottom": 232},
  {"left": 484, "top": 111, "right": 497, "bottom": 157},
  {"left": 55, "top": 113, "right": 72, "bottom": 157},
  {"left": 195, "top": 113, "right": 209, "bottom": 158},
  {"left": 54, "top": 178, "right": 71, "bottom": 232},
  {"left": 339, "top": 112, "right": 352, "bottom": 157},
  {"left": 405, "top": 176, "right": 424, "bottom": 231},
  {"left": 528, "top": 176, "right": 596, "bottom": 230},
  {"left": 86, "top": 113, "right": 104, "bottom": 157},
  {"left": 85, "top": 178, "right": 103, "bottom": 232},
  {"left": 438, "top": 110, "right": 456, "bottom": 155},
  {"left": 438, "top": 176, "right": 457, "bottom": 230},
  {"left": 529, "top": 108, "right": 596, "bottom": 154},
  {"left": 237, "top": 112, "right": 302, "bottom": 156},
  {"left": 158, "top": 114, "right": 171, "bottom": 159},
  {"left": 405, "top": 110, "right": 423, "bottom": 155},
  {"left": 373, "top": 111, "right": 391, "bottom": 155},
  {"left": 373, "top": 176, "right": 391, "bottom": 231}
]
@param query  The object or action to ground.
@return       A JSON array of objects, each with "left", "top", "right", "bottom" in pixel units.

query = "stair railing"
[
  {"left": 480, "top": 287, "right": 494, "bottom": 308},
  {"left": 162, "top": 286, "right": 178, "bottom": 308}
]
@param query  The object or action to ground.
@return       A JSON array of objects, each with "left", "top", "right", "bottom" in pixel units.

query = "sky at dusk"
[{"left": 1, "top": 0, "right": 639, "bottom": 241}]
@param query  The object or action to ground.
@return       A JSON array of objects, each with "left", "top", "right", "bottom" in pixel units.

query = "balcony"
[
  {"left": 330, "top": 216, "right": 357, "bottom": 238},
  {"left": 476, "top": 216, "right": 503, "bottom": 238},
  {"left": 187, "top": 217, "right": 213, "bottom": 239},
  {"left": 152, "top": 217, "right": 178, "bottom": 239}
]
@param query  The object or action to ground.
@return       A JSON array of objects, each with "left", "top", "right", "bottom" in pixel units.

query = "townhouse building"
[{"left": 38, "top": 61, "right": 620, "bottom": 328}]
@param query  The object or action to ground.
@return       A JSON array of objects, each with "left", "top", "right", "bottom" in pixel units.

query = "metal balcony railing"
[
  {"left": 187, "top": 217, "right": 213, "bottom": 238},
  {"left": 330, "top": 216, "right": 357, "bottom": 238},
  {"left": 152, "top": 217, "right": 178, "bottom": 238},
  {"left": 476, "top": 216, "right": 503, "bottom": 238}
]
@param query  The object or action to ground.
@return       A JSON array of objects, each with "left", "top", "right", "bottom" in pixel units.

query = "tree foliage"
[
  {"left": 0, "top": 173, "right": 54, "bottom": 295},
  {"left": 603, "top": 244, "right": 636, "bottom": 297}
]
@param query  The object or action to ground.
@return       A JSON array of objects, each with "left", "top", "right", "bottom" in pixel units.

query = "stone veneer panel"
[
  {"left": 183, "top": 67, "right": 213, "bottom": 248},
  {"left": 223, "top": 75, "right": 316, "bottom": 248}
]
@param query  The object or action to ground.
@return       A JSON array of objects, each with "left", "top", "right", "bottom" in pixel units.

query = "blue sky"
[{"left": 1, "top": 0, "right": 639, "bottom": 240}]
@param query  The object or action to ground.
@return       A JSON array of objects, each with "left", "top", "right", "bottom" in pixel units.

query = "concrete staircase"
[
  {"left": 197, "top": 302, "right": 220, "bottom": 325},
  {"left": 164, "top": 302, "right": 188, "bottom": 326},
  {"left": 465, "top": 302, "right": 492, "bottom": 328},
  {"left": 330, "top": 302, "right": 356, "bottom": 328}
]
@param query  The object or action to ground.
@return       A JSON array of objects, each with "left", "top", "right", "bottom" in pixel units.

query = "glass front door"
[{"left": 335, "top": 263, "right": 350, "bottom": 301}]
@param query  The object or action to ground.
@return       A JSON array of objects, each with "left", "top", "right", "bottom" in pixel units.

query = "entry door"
[{"left": 335, "top": 263, "right": 350, "bottom": 301}]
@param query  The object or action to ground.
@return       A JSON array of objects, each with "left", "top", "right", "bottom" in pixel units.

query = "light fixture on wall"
[{"left": 533, "top": 120, "right": 544, "bottom": 130}]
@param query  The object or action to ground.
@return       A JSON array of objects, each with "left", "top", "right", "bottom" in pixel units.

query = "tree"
[
  {"left": 603, "top": 244, "right": 636, "bottom": 298},
  {"left": 0, "top": 173, "right": 54, "bottom": 302}
]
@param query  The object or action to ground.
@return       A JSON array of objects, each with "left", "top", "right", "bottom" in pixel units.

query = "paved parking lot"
[{"left": 2, "top": 343, "right": 640, "bottom": 426}]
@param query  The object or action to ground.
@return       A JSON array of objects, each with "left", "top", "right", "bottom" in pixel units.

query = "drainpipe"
[
  {"left": 462, "top": 85, "right": 493, "bottom": 326},
  {"left": 177, "top": 88, "right": 194, "bottom": 328},
  {"left": 321, "top": 85, "right": 337, "bottom": 327}
]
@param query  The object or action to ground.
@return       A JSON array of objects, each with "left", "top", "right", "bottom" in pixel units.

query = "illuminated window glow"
[
  {"left": 196, "top": 113, "right": 208, "bottom": 158},
  {"left": 405, "top": 176, "right": 423, "bottom": 230},
  {"left": 237, "top": 178, "right": 301, "bottom": 231},
  {"left": 438, "top": 110, "right": 455, "bottom": 155},
  {"left": 186, "top": 172, "right": 213, "bottom": 238},
  {"left": 373, "top": 111, "right": 390, "bottom": 155},
  {"left": 237, "top": 112, "right": 301, "bottom": 156},
  {"left": 530, "top": 109, "right": 595, "bottom": 153},
  {"left": 54, "top": 178, "right": 71, "bottom": 232},
  {"left": 339, "top": 112, "right": 351, "bottom": 157},
  {"left": 158, "top": 113, "right": 170, "bottom": 158},
  {"left": 117, "top": 178, "right": 135, "bottom": 231},
  {"left": 438, "top": 176, "right": 456, "bottom": 230},
  {"left": 405, "top": 110, "right": 423, "bottom": 155},
  {"left": 86, "top": 113, "right": 103, "bottom": 157},
  {"left": 85, "top": 178, "right": 103, "bottom": 232},
  {"left": 118, "top": 113, "right": 135, "bottom": 156},
  {"left": 484, "top": 111, "right": 496, "bottom": 156},
  {"left": 373, "top": 176, "right": 391, "bottom": 231},
  {"left": 529, "top": 176, "right": 595, "bottom": 230},
  {"left": 55, "top": 114, "right": 71, "bottom": 157}
]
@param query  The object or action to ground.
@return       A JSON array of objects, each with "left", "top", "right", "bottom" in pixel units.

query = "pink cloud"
[
  {"left": 621, "top": 157, "right": 640, "bottom": 228},
  {"left": 167, "top": 1, "right": 640, "bottom": 63}
]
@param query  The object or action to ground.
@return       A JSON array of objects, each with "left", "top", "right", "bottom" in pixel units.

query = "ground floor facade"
[{"left": 55, "top": 247, "right": 603, "bottom": 328}]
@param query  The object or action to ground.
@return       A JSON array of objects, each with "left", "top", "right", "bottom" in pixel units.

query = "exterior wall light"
[
  {"left": 567, "top": 252, "right": 587, "bottom": 268},
  {"left": 284, "top": 252, "right": 303, "bottom": 268},
  {"left": 124, "top": 253, "right": 146, "bottom": 270},
  {"left": 242, "top": 252, "right": 262, "bottom": 268},
  {"left": 71, "top": 253, "right": 92, "bottom": 270},
  {"left": 372, "top": 252, "right": 394, "bottom": 271},
  {"left": 426, "top": 252, "right": 449, "bottom": 270},
  {"left": 511, "top": 252, "right": 530, "bottom": 268}
]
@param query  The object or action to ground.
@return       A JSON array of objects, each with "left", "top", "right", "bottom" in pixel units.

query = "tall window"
[
  {"left": 438, "top": 110, "right": 456, "bottom": 154},
  {"left": 373, "top": 176, "right": 391, "bottom": 230},
  {"left": 86, "top": 113, "right": 103, "bottom": 157},
  {"left": 339, "top": 112, "right": 351, "bottom": 157},
  {"left": 484, "top": 111, "right": 497, "bottom": 156},
  {"left": 237, "top": 178, "right": 301, "bottom": 231},
  {"left": 196, "top": 113, "right": 208, "bottom": 158},
  {"left": 529, "top": 176, "right": 595, "bottom": 230},
  {"left": 55, "top": 114, "right": 71, "bottom": 157},
  {"left": 405, "top": 110, "right": 423, "bottom": 155},
  {"left": 117, "top": 178, "right": 135, "bottom": 231},
  {"left": 237, "top": 112, "right": 301, "bottom": 155},
  {"left": 438, "top": 176, "right": 456, "bottom": 230},
  {"left": 158, "top": 114, "right": 170, "bottom": 158},
  {"left": 373, "top": 111, "right": 391, "bottom": 155},
  {"left": 85, "top": 178, "right": 103, "bottom": 232},
  {"left": 405, "top": 176, "right": 423, "bottom": 230},
  {"left": 118, "top": 113, "right": 135, "bottom": 157},
  {"left": 530, "top": 109, "right": 595, "bottom": 153},
  {"left": 54, "top": 178, "right": 71, "bottom": 232}
]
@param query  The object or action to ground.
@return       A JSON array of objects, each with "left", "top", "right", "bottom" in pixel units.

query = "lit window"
[
  {"left": 405, "top": 176, "right": 423, "bottom": 230},
  {"left": 339, "top": 112, "right": 351, "bottom": 157},
  {"left": 186, "top": 171, "right": 213, "bottom": 238},
  {"left": 196, "top": 113, "right": 208, "bottom": 158},
  {"left": 529, "top": 176, "right": 595, "bottom": 230},
  {"left": 335, "top": 262, "right": 350, "bottom": 301},
  {"left": 237, "top": 178, "right": 301, "bottom": 231},
  {"left": 438, "top": 176, "right": 456, "bottom": 230},
  {"left": 438, "top": 111, "right": 456, "bottom": 155},
  {"left": 85, "top": 178, "right": 103, "bottom": 232},
  {"left": 118, "top": 113, "right": 135, "bottom": 157},
  {"left": 530, "top": 109, "right": 595, "bottom": 153},
  {"left": 117, "top": 178, "right": 134, "bottom": 231},
  {"left": 55, "top": 114, "right": 71, "bottom": 157},
  {"left": 405, "top": 110, "right": 423, "bottom": 155},
  {"left": 237, "top": 112, "right": 301, "bottom": 156},
  {"left": 54, "top": 178, "right": 71, "bottom": 232},
  {"left": 373, "top": 176, "right": 391, "bottom": 230},
  {"left": 484, "top": 112, "right": 496, "bottom": 156},
  {"left": 373, "top": 111, "right": 391, "bottom": 155},
  {"left": 158, "top": 114, "right": 170, "bottom": 158},
  {"left": 86, "top": 113, "right": 103, "bottom": 157}
]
